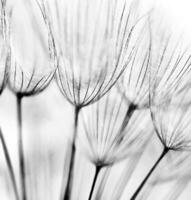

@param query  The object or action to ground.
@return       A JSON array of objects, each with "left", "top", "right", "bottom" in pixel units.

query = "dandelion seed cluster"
[{"left": 0, "top": 0, "right": 191, "bottom": 200}]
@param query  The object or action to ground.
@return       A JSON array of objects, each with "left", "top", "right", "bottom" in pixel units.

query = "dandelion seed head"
[
  {"left": 8, "top": 1, "right": 56, "bottom": 96},
  {"left": 149, "top": 19, "right": 191, "bottom": 151},
  {"left": 151, "top": 86, "right": 191, "bottom": 151},
  {"left": 78, "top": 89, "right": 152, "bottom": 166},
  {"left": 118, "top": 23, "right": 151, "bottom": 109},
  {"left": 0, "top": 0, "right": 11, "bottom": 94},
  {"left": 55, "top": 0, "right": 144, "bottom": 107}
]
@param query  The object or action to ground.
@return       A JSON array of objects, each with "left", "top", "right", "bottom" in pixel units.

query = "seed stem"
[
  {"left": 120, "top": 103, "right": 136, "bottom": 133},
  {"left": 130, "top": 147, "right": 169, "bottom": 200},
  {"left": 17, "top": 94, "right": 27, "bottom": 200},
  {"left": 63, "top": 106, "right": 81, "bottom": 200},
  {"left": 88, "top": 165, "right": 102, "bottom": 200}
]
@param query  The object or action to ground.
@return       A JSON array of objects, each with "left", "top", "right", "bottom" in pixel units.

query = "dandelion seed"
[
  {"left": 0, "top": 1, "right": 19, "bottom": 200},
  {"left": 0, "top": 0, "right": 10, "bottom": 94},
  {"left": 7, "top": 2, "right": 56, "bottom": 200},
  {"left": 38, "top": 0, "right": 148, "bottom": 198},
  {"left": 56, "top": 0, "right": 146, "bottom": 108},
  {"left": 130, "top": 22, "right": 191, "bottom": 200},
  {"left": 117, "top": 20, "right": 151, "bottom": 110},
  {"left": 150, "top": 30, "right": 191, "bottom": 151},
  {"left": 78, "top": 88, "right": 152, "bottom": 200}
]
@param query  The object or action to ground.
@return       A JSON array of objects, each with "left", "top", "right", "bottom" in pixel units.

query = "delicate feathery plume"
[
  {"left": 0, "top": 0, "right": 10, "bottom": 94},
  {"left": 78, "top": 88, "right": 152, "bottom": 200},
  {"left": 117, "top": 21, "right": 151, "bottom": 110},
  {"left": 129, "top": 25, "right": 191, "bottom": 200},
  {"left": 38, "top": 0, "right": 148, "bottom": 198},
  {"left": 55, "top": 0, "right": 147, "bottom": 108},
  {"left": 149, "top": 34, "right": 191, "bottom": 152},
  {"left": 7, "top": 1, "right": 56, "bottom": 200},
  {"left": 92, "top": 128, "right": 153, "bottom": 200},
  {"left": 94, "top": 22, "right": 152, "bottom": 199},
  {"left": 149, "top": 22, "right": 191, "bottom": 104},
  {"left": 150, "top": 89, "right": 191, "bottom": 151},
  {"left": 8, "top": 11, "right": 55, "bottom": 97},
  {"left": 0, "top": 1, "right": 19, "bottom": 200}
]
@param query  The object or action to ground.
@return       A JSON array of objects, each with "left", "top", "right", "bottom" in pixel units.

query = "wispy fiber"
[
  {"left": 0, "top": 0, "right": 10, "bottom": 94},
  {"left": 7, "top": 2, "right": 56, "bottom": 199},
  {"left": 117, "top": 20, "right": 151, "bottom": 109},
  {"left": 79, "top": 88, "right": 151, "bottom": 199},
  {"left": 45, "top": 0, "right": 148, "bottom": 199},
  {"left": 129, "top": 21, "right": 191, "bottom": 200}
]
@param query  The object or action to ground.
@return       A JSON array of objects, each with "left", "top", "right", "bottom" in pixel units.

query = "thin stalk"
[
  {"left": 93, "top": 103, "right": 137, "bottom": 200},
  {"left": 63, "top": 106, "right": 81, "bottom": 200},
  {"left": 120, "top": 103, "right": 137, "bottom": 133},
  {"left": 116, "top": 103, "right": 137, "bottom": 145},
  {"left": 130, "top": 147, "right": 169, "bottom": 200},
  {"left": 17, "top": 94, "right": 26, "bottom": 200},
  {"left": 95, "top": 166, "right": 112, "bottom": 200},
  {"left": 88, "top": 165, "right": 102, "bottom": 200},
  {"left": 0, "top": 129, "right": 20, "bottom": 200}
]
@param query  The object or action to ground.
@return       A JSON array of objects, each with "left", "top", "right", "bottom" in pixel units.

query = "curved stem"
[
  {"left": 88, "top": 165, "right": 102, "bottom": 200},
  {"left": 130, "top": 147, "right": 169, "bottom": 200},
  {"left": 62, "top": 106, "right": 81, "bottom": 200},
  {"left": 0, "top": 129, "right": 20, "bottom": 200},
  {"left": 17, "top": 94, "right": 26, "bottom": 200}
]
